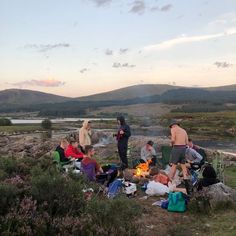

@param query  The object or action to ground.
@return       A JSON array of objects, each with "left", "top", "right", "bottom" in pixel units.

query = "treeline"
[
  {"left": 171, "top": 104, "right": 236, "bottom": 113},
  {"left": 0, "top": 88, "right": 236, "bottom": 116}
]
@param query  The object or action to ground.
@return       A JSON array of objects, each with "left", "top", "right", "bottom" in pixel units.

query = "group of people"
[{"left": 55, "top": 116, "right": 219, "bottom": 195}]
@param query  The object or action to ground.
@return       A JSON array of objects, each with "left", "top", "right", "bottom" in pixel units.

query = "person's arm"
[
  {"left": 95, "top": 161, "right": 103, "bottom": 173},
  {"left": 65, "top": 147, "right": 83, "bottom": 159},
  {"left": 79, "top": 128, "right": 85, "bottom": 148},
  {"left": 122, "top": 125, "right": 131, "bottom": 138},
  {"left": 140, "top": 147, "right": 147, "bottom": 162},
  {"left": 151, "top": 147, "right": 157, "bottom": 157},
  {"left": 170, "top": 129, "right": 176, "bottom": 146},
  {"left": 185, "top": 133, "right": 189, "bottom": 145}
]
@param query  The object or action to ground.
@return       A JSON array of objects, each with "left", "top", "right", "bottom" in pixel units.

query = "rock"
[{"left": 198, "top": 183, "right": 236, "bottom": 208}]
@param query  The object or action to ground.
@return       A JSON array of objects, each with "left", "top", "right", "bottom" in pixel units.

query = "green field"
[
  {"left": 161, "top": 111, "right": 236, "bottom": 140},
  {"left": 225, "top": 165, "right": 236, "bottom": 189},
  {"left": 0, "top": 123, "right": 65, "bottom": 134}
]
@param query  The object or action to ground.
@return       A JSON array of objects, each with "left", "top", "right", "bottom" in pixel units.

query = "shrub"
[
  {"left": 0, "top": 118, "right": 12, "bottom": 126},
  {"left": 31, "top": 167, "right": 86, "bottom": 217},
  {"left": 41, "top": 119, "right": 52, "bottom": 130},
  {"left": 0, "top": 157, "right": 18, "bottom": 177},
  {"left": 0, "top": 183, "right": 19, "bottom": 215},
  {"left": 82, "top": 196, "right": 142, "bottom": 235}
]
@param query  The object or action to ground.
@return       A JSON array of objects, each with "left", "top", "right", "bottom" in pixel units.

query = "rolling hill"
[
  {"left": 76, "top": 84, "right": 181, "bottom": 101},
  {"left": 0, "top": 89, "right": 70, "bottom": 106}
]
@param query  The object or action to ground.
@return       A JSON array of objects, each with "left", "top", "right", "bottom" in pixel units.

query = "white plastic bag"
[{"left": 145, "top": 181, "right": 169, "bottom": 196}]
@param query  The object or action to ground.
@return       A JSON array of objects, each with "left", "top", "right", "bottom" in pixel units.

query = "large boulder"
[{"left": 197, "top": 183, "right": 236, "bottom": 208}]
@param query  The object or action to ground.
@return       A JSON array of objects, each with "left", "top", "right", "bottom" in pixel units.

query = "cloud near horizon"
[
  {"left": 24, "top": 43, "right": 70, "bottom": 52},
  {"left": 105, "top": 48, "right": 113, "bottom": 55},
  {"left": 112, "top": 62, "right": 136, "bottom": 68},
  {"left": 144, "top": 27, "right": 236, "bottom": 51},
  {"left": 80, "top": 68, "right": 88, "bottom": 73},
  {"left": 214, "top": 61, "right": 233, "bottom": 68},
  {"left": 119, "top": 48, "right": 129, "bottom": 54},
  {"left": 11, "top": 79, "right": 65, "bottom": 87}
]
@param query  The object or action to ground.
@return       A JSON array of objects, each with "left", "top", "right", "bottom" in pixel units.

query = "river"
[{"left": 10, "top": 118, "right": 115, "bottom": 124}]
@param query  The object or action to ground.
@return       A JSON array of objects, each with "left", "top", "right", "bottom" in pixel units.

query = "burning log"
[{"left": 134, "top": 160, "right": 152, "bottom": 177}]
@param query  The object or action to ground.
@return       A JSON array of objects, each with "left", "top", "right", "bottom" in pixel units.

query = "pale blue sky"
[{"left": 0, "top": 0, "right": 236, "bottom": 97}]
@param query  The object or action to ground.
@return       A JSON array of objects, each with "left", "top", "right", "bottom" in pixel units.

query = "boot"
[{"left": 184, "top": 179, "right": 193, "bottom": 196}]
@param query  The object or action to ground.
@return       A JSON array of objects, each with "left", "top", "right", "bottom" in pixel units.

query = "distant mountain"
[
  {"left": 76, "top": 84, "right": 181, "bottom": 101},
  {"left": 0, "top": 84, "right": 236, "bottom": 115},
  {"left": 76, "top": 84, "right": 236, "bottom": 101},
  {"left": 0, "top": 89, "right": 70, "bottom": 106},
  {"left": 206, "top": 84, "right": 236, "bottom": 91}
]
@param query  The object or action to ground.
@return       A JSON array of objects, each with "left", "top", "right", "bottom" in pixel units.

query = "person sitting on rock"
[
  {"left": 185, "top": 147, "right": 204, "bottom": 170},
  {"left": 188, "top": 138, "right": 207, "bottom": 163},
  {"left": 65, "top": 139, "right": 84, "bottom": 160},
  {"left": 81, "top": 145, "right": 104, "bottom": 182},
  {"left": 140, "top": 140, "right": 157, "bottom": 166},
  {"left": 197, "top": 164, "right": 220, "bottom": 191},
  {"left": 81, "top": 145, "right": 117, "bottom": 185}
]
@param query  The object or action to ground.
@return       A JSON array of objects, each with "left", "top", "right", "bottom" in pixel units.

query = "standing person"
[
  {"left": 79, "top": 119, "right": 92, "bottom": 152},
  {"left": 169, "top": 120, "right": 191, "bottom": 194},
  {"left": 116, "top": 116, "right": 131, "bottom": 170}
]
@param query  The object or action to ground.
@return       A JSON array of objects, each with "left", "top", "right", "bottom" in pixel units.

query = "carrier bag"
[{"left": 167, "top": 192, "right": 186, "bottom": 212}]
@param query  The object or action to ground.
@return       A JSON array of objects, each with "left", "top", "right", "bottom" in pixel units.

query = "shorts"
[{"left": 170, "top": 146, "right": 186, "bottom": 165}]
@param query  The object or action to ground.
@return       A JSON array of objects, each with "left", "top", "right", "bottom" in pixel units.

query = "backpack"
[
  {"left": 167, "top": 192, "right": 186, "bottom": 212},
  {"left": 107, "top": 179, "right": 123, "bottom": 199}
]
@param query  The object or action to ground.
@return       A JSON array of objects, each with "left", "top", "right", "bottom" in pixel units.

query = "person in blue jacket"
[{"left": 116, "top": 116, "right": 131, "bottom": 170}]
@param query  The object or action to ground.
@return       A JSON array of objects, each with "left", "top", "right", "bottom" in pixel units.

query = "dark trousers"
[
  {"left": 140, "top": 156, "right": 157, "bottom": 166},
  {"left": 118, "top": 142, "right": 128, "bottom": 169}
]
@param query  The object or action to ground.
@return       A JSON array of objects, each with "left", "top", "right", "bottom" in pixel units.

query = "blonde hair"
[{"left": 61, "top": 138, "right": 69, "bottom": 145}]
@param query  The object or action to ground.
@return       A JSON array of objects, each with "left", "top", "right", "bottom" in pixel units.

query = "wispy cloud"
[
  {"left": 214, "top": 61, "right": 233, "bottom": 68},
  {"left": 90, "top": 0, "right": 112, "bottom": 7},
  {"left": 208, "top": 12, "right": 236, "bottom": 27},
  {"left": 112, "top": 62, "right": 136, "bottom": 68},
  {"left": 11, "top": 79, "right": 65, "bottom": 87},
  {"left": 24, "top": 43, "right": 70, "bottom": 52},
  {"left": 105, "top": 48, "right": 113, "bottom": 55},
  {"left": 160, "top": 4, "right": 173, "bottom": 12},
  {"left": 80, "top": 68, "right": 88, "bottom": 73},
  {"left": 129, "top": 1, "right": 146, "bottom": 15},
  {"left": 119, "top": 48, "right": 129, "bottom": 54},
  {"left": 144, "top": 28, "right": 236, "bottom": 51}
]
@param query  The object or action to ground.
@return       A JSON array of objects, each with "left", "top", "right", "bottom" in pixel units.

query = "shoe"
[{"left": 184, "top": 179, "right": 193, "bottom": 195}]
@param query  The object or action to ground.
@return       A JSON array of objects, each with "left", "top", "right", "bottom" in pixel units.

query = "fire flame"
[{"left": 136, "top": 168, "right": 142, "bottom": 177}]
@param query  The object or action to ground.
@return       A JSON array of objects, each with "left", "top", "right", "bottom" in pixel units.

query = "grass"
[
  {"left": 225, "top": 165, "right": 236, "bottom": 189},
  {"left": 161, "top": 110, "right": 236, "bottom": 140},
  {"left": 0, "top": 123, "right": 65, "bottom": 133}
]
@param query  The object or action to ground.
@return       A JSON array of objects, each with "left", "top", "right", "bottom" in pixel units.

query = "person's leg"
[
  {"left": 180, "top": 163, "right": 188, "bottom": 179},
  {"left": 151, "top": 156, "right": 157, "bottom": 166},
  {"left": 118, "top": 142, "right": 128, "bottom": 169},
  {"left": 169, "top": 147, "right": 179, "bottom": 180},
  {"left": 169, "top": 164, "right": 177, "bottom": 180}
]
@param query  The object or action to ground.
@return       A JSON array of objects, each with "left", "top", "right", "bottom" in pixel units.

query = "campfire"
[{"left": 134, "top": 160, "right": 151, "bottom": 177}]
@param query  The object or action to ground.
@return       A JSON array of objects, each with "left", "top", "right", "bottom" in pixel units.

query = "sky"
[{"left": 0, "top": 0, "right": 236, "bottom": 97}]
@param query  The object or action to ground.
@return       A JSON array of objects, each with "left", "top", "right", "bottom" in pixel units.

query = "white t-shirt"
[{"left": 141, "top": 146, "right": 157, "bottom": 162}]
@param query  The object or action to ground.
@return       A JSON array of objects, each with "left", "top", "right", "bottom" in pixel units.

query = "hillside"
[
  {"left": 206, "top": 84, "right": 236, "bottom": 91},
  {"left": 0, "top": 89, "right": 70, "bottom": 106},
  {"left": 76, "top": 84, "right": 181, "bottom": 101},
  {"left": 76, "top": 83, "right": 236, "bottom": 101}
]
